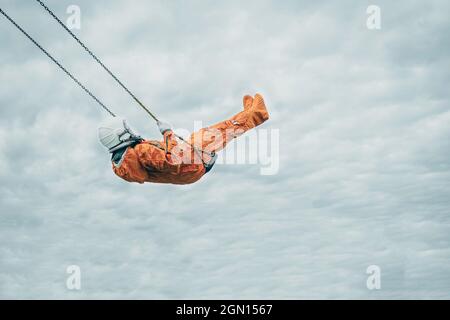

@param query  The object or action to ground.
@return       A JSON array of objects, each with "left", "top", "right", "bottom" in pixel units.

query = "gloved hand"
[{"left": 157, "top": 120, "right": 172, "bottom": 135}]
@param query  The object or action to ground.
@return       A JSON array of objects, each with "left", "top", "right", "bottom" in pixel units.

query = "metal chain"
[
  {"left": 0, "top": 7, "right": 116, "bottom": 117},
  {"left": 35, "top": 0, "right": 214, "bottom": 157},
  {"left": 35, "top": 0, "right": 159, "bottom": 122},
  {"left": 2, "top": 3, "right": 215, "bottom": 158}
]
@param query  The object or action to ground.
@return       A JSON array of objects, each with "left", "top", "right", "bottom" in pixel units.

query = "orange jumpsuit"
[{"left": 112, "top": 94, "right": 269, "bottom": 184}]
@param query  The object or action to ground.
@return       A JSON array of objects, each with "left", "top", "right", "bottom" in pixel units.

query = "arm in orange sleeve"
[{"left": 163, "top": 130, "right": 178, "bottom": 155}]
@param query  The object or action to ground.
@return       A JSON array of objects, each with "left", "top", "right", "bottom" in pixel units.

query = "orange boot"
[{"left": 232, "top": 93, "right": 269, "bottom": 130}]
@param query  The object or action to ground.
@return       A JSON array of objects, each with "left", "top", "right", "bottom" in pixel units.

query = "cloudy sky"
[{"left": 0, "top": 0, "right": 449, "bottom": 299}]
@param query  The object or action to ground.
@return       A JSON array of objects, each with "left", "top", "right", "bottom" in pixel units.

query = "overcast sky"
[{"left": 0, "top": 0, "right": 449, "bottom": 299}]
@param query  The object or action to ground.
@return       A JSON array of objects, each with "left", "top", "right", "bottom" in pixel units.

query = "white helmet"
[{"left": 98, "top": 117, "right": 142, "bottom": 153}]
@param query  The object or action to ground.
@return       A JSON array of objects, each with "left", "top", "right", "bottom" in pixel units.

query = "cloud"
[{"left": 0, "top": 0, "right": 449, "bottom": 299}]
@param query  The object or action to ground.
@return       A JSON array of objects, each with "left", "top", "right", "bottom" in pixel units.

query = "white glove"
[{"left": 157, "top": 121, "right": 172, "bottom": 135}]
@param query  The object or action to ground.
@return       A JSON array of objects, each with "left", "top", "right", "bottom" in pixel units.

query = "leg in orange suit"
[{"left": 189, "top": 93, "right": 269, "bottom": 165}]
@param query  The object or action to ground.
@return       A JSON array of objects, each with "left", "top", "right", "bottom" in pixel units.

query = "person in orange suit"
[{"left": 98, "top": 94, "right": 269, "bottom": 184}]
